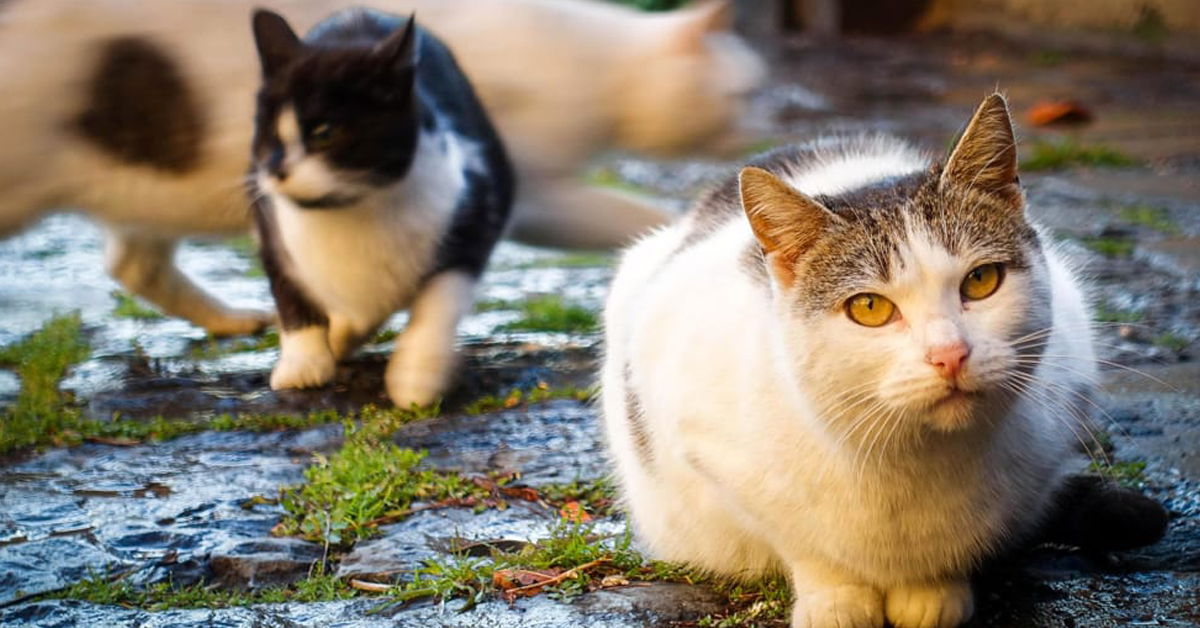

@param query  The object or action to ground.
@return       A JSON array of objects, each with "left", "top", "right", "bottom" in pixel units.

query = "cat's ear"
[
  {"left": 377, "top": 14, "right": 418, "bottom": 73},
  {"left": 252, "top": 9, "right": 302, "bottom": 78},
  {"left": 663, "top": 0, "right": 732, "bottom": 51},
  {"left": 941, "top": 93, "right": 1022, "bottom": 206},
  {"left": 740, "top": 166, "right": 832, "bottom": 286}
]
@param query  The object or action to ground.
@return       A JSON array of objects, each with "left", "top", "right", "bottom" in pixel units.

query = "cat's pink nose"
[{"left": 926, "top": 342, "right": 970, "bottom": 380}]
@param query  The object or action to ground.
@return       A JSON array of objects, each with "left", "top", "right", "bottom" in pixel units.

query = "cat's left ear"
[
  {"left": 740, "top": 166, "right": 835, "bottom": 286},
  {"left": 941, "top": 93, "right": 1022, "bottom": 207},
  {"left": 252, "top": 9, "right": 303, "bottom": 78},
  {"left": 663, "top": 0, "right": 732, "bottom": 51},
  {"left": 377, "top": 14, "right": 418, "bottom": 74}
]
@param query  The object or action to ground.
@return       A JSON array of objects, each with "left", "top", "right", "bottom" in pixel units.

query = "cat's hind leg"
[
  {"left": 105, "top": 231, "right": 272, "bottom": 336},
  {"left": 385, "top": 270, "right": 475, "bottom": 409}
]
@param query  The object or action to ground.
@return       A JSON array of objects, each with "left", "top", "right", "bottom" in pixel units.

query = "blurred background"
[{"left": 1, "top": 1, "right": 1198, "bottom": 626}]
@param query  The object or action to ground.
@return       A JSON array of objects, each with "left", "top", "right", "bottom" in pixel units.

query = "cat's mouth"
[{"left": 291, "top": 192, "right": 363, "bottom": 209}]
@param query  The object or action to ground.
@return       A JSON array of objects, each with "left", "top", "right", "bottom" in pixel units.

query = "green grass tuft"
[
  {"left": 463, "top": 384, "right": 593, "bottom": 415},
  {"left": 275, "top": 419, "right": 488, "bottom": 547},
  {"left": 1023, "top": 141, "right": 1137, "bottom": 171},
  {"left": 1093, "top": 302, "right": 1143, "bottom": 324},
  {"left": 110, "top": 291, "right": 165, "bottom": 320},
  {"left": 1029, "top": 49, "right": 1065, "bottom": 67},
  {"left": 700, "top": 576, "right": 792, "bottom": 627},
  {"left": 499, "top": 296, "right": 598, "bottom": 334},
  {"left": 378, "top": 521, "right": 693, "bottom": 612},
  {"left": 0, "top": 313, "right": 91, "bottom": 453},
  {"left": 1080, "top": 235, "right": 1135, "bottom": 257},
  {"left": 52, "top": 567, "right": 356, "bottom": 610},
  {"left": 190, "top": 331, "right": 280, "bottom": 359},
  {"left": 1118, "top": 205, "right": 1181, "bottom": 235},
  {"left": 1087, "top": 459, "right": 1147, "bottom": 488},
  {"left": 1152, "top": 332, "right": 1189, "bottom": 353}
]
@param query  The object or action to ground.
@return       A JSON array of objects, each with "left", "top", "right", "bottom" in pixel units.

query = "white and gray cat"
[
  {"left": 248, "top": 7, "right": 512, "bottom": 408},
  {"left": 0, "top": 0, "right": 762, "bottom": 336},
  {"left": 602, "top": 95, "right": 1130, "bottom": 628}
]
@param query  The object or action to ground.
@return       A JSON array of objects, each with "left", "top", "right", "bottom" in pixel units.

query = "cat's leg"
[
  {"left": 104, "top": 231, "right": 272, "bottom": 336},
  {"left": 883, "top": 581, "right": 973, "bottom": 628},
  {"left": 385, "top": 270, "right": 475, "bottom": 409},
  {"left": 328, "top": 313, "right": 373, "bottom": 361},
  {"left": 787, "top": 559, "right": 884, "bottom": 628},
  {"left": 253, "top": 204, "right": 336, "bottom": 390},
  {"left": 508, "top": 178, "right": 675, "bottom": 249}
]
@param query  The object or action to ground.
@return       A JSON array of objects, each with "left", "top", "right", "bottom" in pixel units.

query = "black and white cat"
[
  {"left": 0, "top": 0, "right": 760, "bottom": 336},
  {"left": 248, "top": 8, "right": 513, "bottom": 408}
]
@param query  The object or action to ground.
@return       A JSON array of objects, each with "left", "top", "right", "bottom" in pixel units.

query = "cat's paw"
[
  {"left": 792, "top": 585, "right": 884, "bottom": 628},
  {"left": 385, "top": 366, "right": 443, "bottom": 410},
  {"left": 203, "top": 308, "right": 275, "bottom": 337},
  {"left": 270, "top": 328, "right": 335, "bottom": 390},
  {"left": 884, "top": 581, "right": 973, "bottom": 628}
]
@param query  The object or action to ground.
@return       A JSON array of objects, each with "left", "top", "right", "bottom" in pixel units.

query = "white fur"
[
  {"left": 0, "top": 0, "right": 763, "bottom": 333},
  {"left": 265, "top": 126, "right": 478, "bottom": 407},
  {"left": 603, "top": 138, "right": 1094, "bottom": 628}
]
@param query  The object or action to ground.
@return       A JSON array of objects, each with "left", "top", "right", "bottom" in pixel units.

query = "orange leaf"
[
  {"left": 1027, "top": 100, "right": 1093, "bottom": 126},
  {"left": 559, "top": 501, "right": 592, "bottom": 523}
]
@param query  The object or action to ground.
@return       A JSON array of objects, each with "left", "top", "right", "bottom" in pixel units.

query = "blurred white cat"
[{"left": 0, "top": 0, "right": 763, "bottom": 334}]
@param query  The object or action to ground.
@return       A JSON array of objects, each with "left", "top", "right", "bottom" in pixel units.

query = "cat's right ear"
[
  {"left": 740, "top": 166, "right": 832, "bottom": 286},
  {"left": 252, "top": 9, "right": 302, "bottom": 78}
]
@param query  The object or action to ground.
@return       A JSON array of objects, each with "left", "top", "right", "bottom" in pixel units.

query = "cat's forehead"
[{"left": 795, "top": 168, "right": 1039, "bottom": 314}]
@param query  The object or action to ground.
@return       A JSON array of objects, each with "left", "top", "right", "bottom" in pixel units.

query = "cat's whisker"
[
  {"left": 1006, "top": 369, "right": 1127, "bottom": 440},
  {"left": 1011, "top": 355, "right": 1178, "bottom": 392},
  {"left": 999, "top": 376, "right": 1108, "bottom": 466}
]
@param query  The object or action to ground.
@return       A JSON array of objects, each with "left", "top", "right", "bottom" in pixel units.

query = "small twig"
[
  {"left": 504, "top": 557, "right": 610, "bottom": 597},
  {"left": 350, "top": 579, "right": 394, "bottom": 593}
]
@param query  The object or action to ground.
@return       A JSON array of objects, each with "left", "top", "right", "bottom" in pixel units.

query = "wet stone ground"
[{"left": 3, "top": 29, "right": 1200, "bottom": 628}]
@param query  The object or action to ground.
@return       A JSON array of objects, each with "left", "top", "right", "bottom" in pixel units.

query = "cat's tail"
[{"left": 506, "top": 180, "right": 678, "bottom": 250}]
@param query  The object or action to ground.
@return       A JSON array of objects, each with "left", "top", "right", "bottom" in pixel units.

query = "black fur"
[
  {"left": 74, "top": 36, "right": 205, "bottom": 173},
  {"left": 1038, "top": 474, "right": 1169, "bottom": 552},
  {"left": 250, "top": 196, "right": 328, "bottom": 332}
]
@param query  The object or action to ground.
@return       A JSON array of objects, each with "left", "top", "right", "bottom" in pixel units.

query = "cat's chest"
[
  {"left": 276, "top": 199, "right": 447, "bottom": 314},
  {"left": 271, "top": 136, "right": 470, "bottom": 321}
]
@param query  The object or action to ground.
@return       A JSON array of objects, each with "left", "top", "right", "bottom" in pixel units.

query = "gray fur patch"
[
  {"left": 675, "top": 136, "right": 1045, "bottom": 320},
  {"left": 74, "top": 36, "right": 205, "bottom": 173},
  {"left": 623, "top": 364, "right": 655, "bottom": 470}
]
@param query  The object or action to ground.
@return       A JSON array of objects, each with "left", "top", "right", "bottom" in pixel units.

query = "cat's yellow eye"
[
  {"left": 308, "top": 123, "right": 334, "bottom": 149},
  {"left": 961, "top": 263, "right": 1003, "bottom": 301},
  {"left": 845, "top": 293, "right": 896, "bottom": 327}
]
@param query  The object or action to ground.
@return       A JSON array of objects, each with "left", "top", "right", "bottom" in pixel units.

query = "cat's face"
[
  {"left": 250, "top": 10, "right": 418, "bottom": 209},
  {"left": 743, "top": 95, "right": 1051, "bottom": 437}
]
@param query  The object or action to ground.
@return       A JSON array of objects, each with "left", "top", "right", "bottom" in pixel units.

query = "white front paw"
[
  {"left": 792, "top": 585, "right": 884, "bottom": 628},
  {"left": 385, "top": 365, "right": 443, "bottom": 410},
  {"left": 270, "top": 328, "right": 335, "bottom": 390},
  {"left": 885, "top": 581, "right": 973, "bottom": 628}
]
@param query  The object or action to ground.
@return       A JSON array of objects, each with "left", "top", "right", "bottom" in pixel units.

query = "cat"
[
  {"left": 0, "top": 0, "right": 762, "bottom": 336},
  {"left": 602, "top": 94, "right": 1102, "bottom": 628},
  {"left": 248, "top": 7, "right": 513, "bottom": 408}
]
